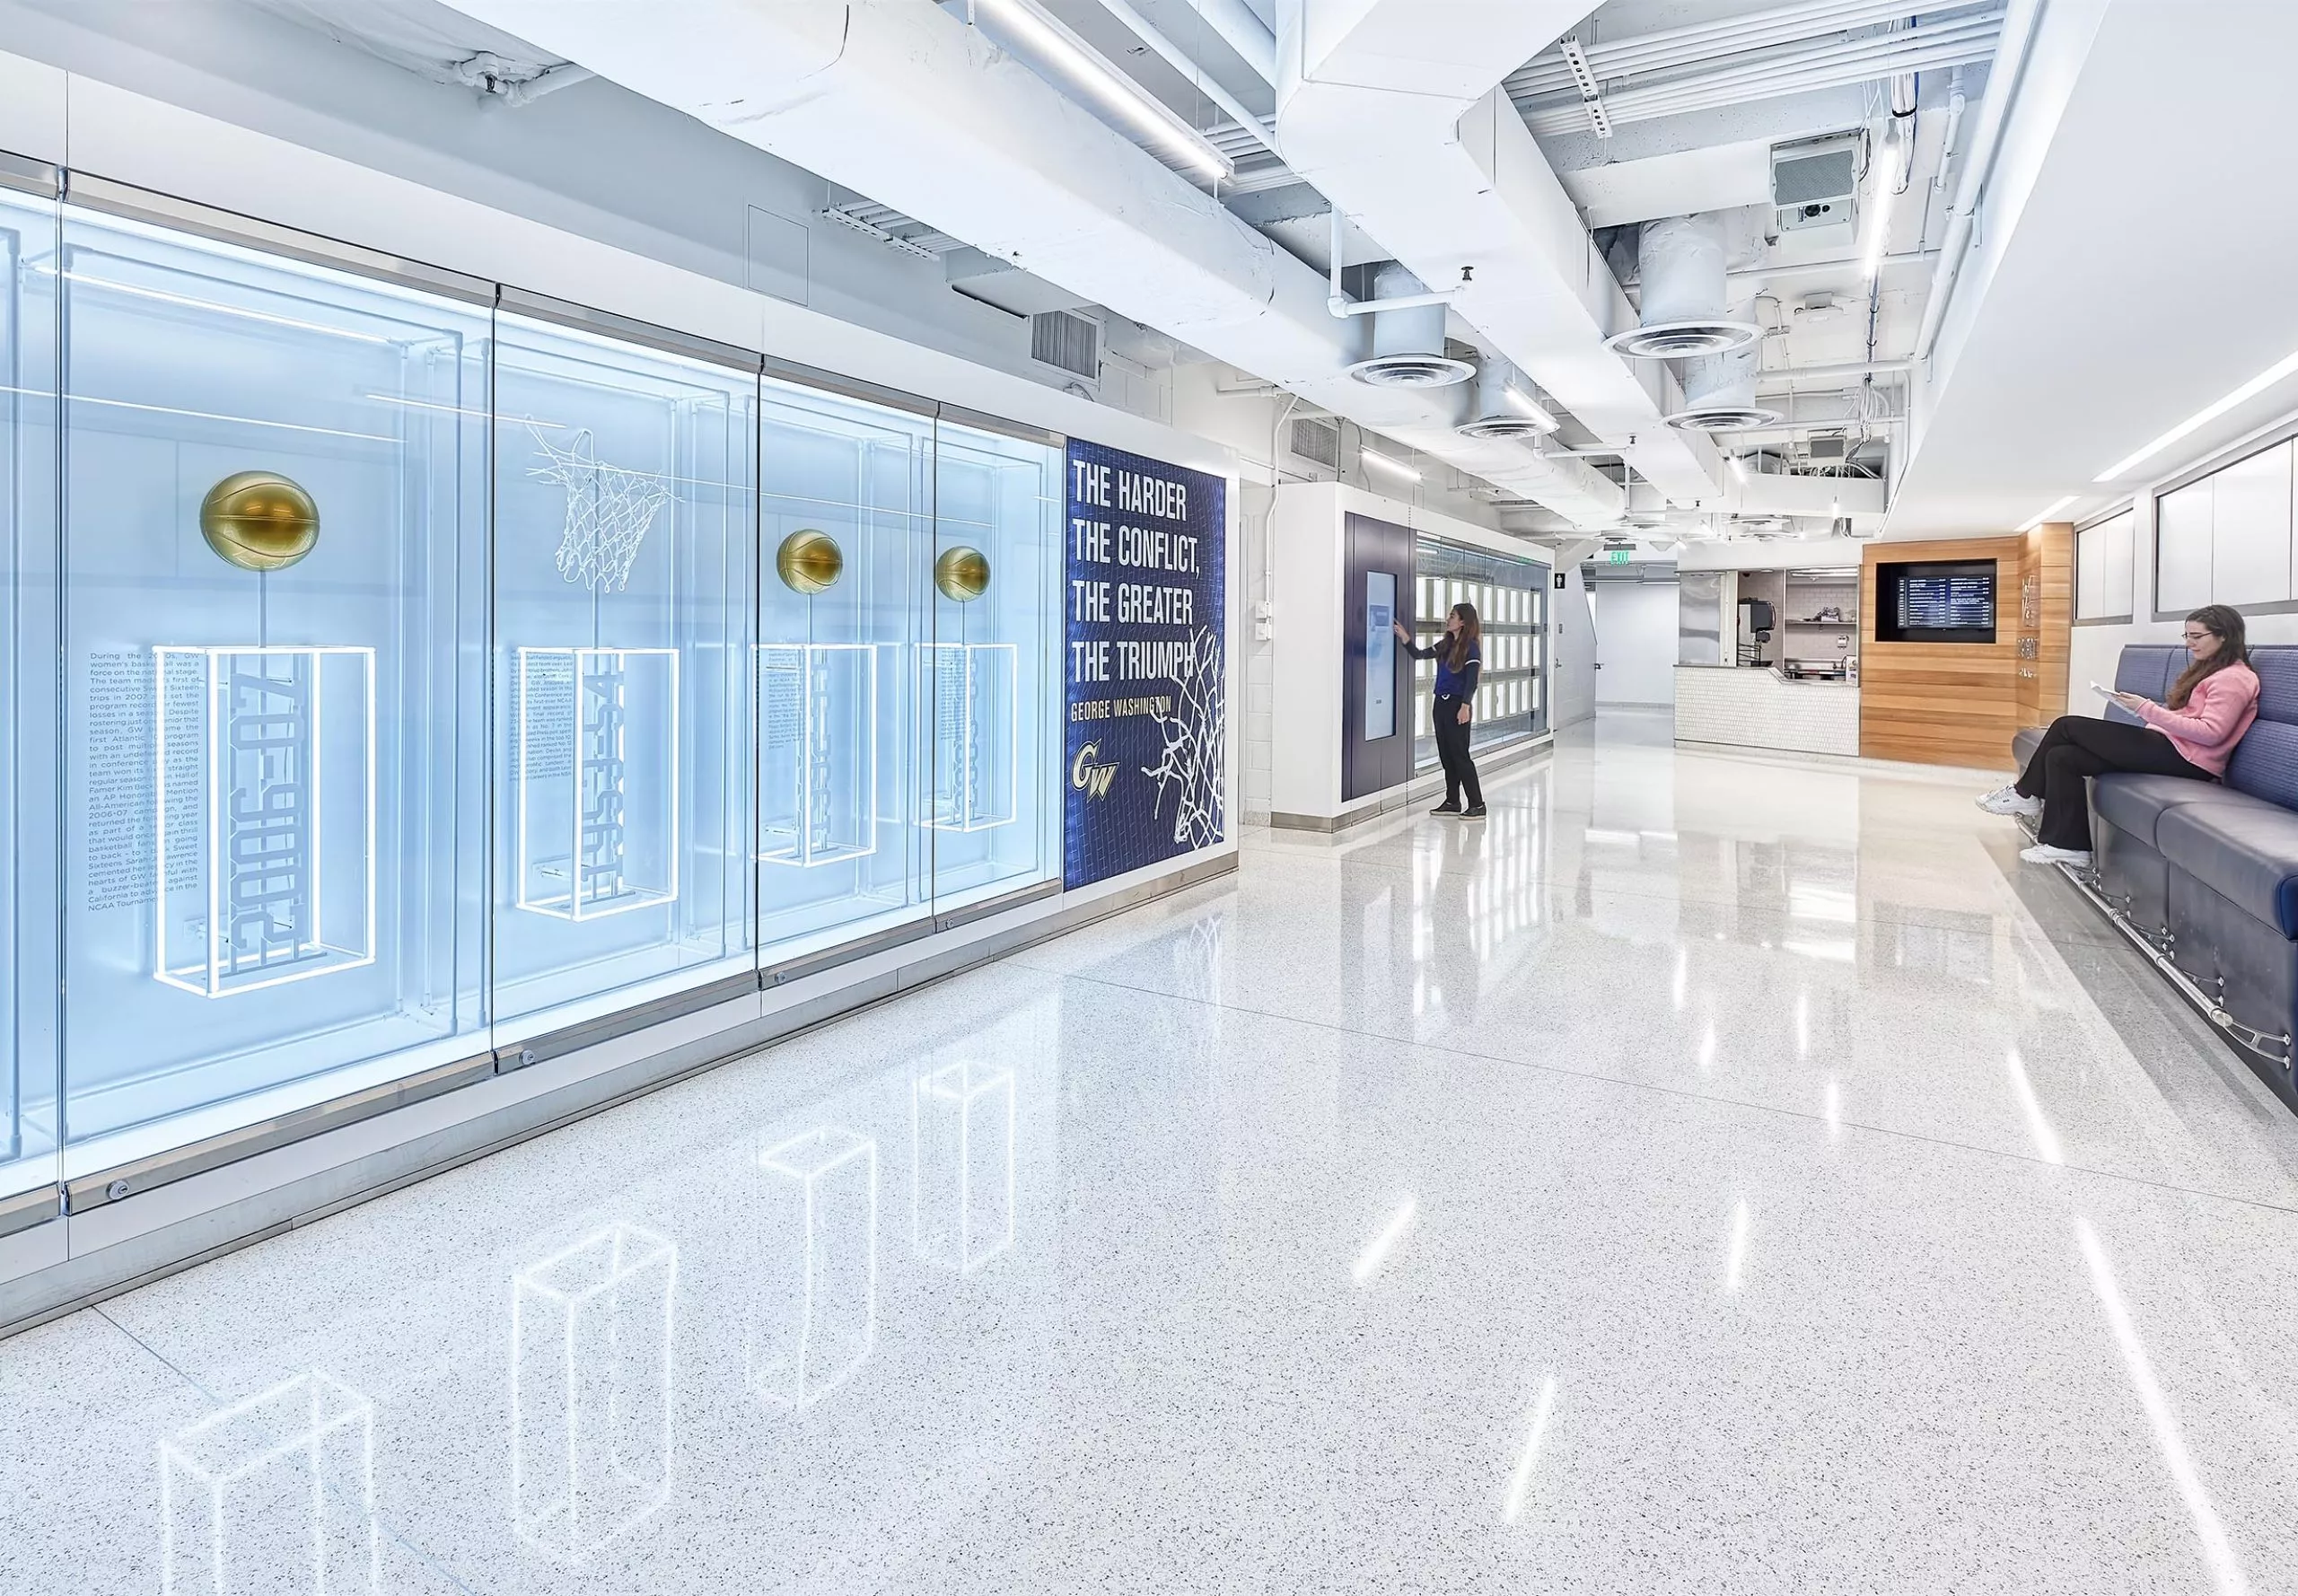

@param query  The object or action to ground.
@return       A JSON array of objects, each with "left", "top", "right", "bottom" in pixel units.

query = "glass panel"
[
  {"left": 929, "top": 419, "right": 1061, "bottom": 912},
  {"left": 492, "top": 314, "right": 755, "bottom": 1033},
  {"left": 2156, "top": 480, "right": 2213, "bottom": 613},
  {"left": 0, "top": 187, "right": 59, "bottom": 1208},
  {"left": 2102, "top": 512, "right": 2135, "bottom": 618},
  {"left": 59, "top": 209, "right": 489, "bottom": 1171},
  {"left": 2209, "top": 442, "right": 2292, "bottom": 607},
  {"left": 757, "top": 378, "right": 929, "bottom": 960}
]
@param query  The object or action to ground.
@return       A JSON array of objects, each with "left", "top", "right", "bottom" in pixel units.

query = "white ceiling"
[{"left": 1888, "top": 0, "right": 2298, "bottom": 536}]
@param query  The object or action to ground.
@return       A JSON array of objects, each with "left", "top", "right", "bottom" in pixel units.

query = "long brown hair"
[
  {"left": 1445, "top": 601, "right": 1481, "bottom": 671},
  {"left": 2169, "top": 604, "right": 2249, "bottom": 708}
]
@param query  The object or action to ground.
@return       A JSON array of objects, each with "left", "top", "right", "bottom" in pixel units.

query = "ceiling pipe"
[
  {"left": 1931, "top": 66, "right": 1970, "bottom": 202},
  {"left": 1507, "top": 0, "right": 1949, "bottom": 93},
  {"left": 1077, "top": 0, "right": 1281, "bottom": 160},
  {"left": 1759, "top": 359, "right": 1913, "bottom": 383},
  {"left": 1916, "top": 0, "right": 2049, "bottom": 362},
  {"left": 1325, "top": 204, "right": 1460, "bottom": 319},
  {"left": 1519, "top": 13, "right": 2005, "bottom": 136},
  {"left": 1275, "top": 0, "right": 1724, "bottom": 504}
]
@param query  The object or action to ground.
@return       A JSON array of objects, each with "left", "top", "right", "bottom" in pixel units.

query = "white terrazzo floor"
[{"left": 6, "top": 707, "right": 2298, "bottom": 1594}]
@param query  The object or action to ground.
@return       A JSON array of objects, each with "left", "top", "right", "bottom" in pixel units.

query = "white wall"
[
  {"left": 2068, "top": 402, "right": 2298, "bottom": 714},
  {"left": 1592, "top": 581, "right": 1681, "bottom": 706},
  {"left": 1554, "top": 566, "right": 1598, "bottom": 728}
]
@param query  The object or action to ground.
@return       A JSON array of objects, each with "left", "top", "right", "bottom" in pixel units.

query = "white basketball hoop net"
[{"left": 528, "top": 427, "right": 672, "bottom": 593}]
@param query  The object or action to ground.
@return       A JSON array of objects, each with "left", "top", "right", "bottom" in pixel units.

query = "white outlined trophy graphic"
[
  {"left": 153, "top": 645, "right": 377, "bottom": 998},
  {"left": 755, "top": 644, "right": 878, "bottom": 867},
  {"left": 922, "top": 643, "right": 1017, "bottom": 833},
  {"left": 515, "top": 647, "right": 680, "bottom": 919}
]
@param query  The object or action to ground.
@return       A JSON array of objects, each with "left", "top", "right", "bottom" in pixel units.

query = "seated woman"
[{"left": 1978, "top": 604, "right": 2259, "bottom": 866}]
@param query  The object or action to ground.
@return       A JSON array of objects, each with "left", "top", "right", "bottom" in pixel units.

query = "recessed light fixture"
[
  {"left": 2094, "top": 345, "right": 2298, "bottom": 482},
  {"left": 1361, "top": 448, "right": 1422, "bottom": 482},
  {"left": 2017, "top": 495, "right": 2077, "bottom": 532},
  {"left": 972, "top": 0, "right": 1234, "bottom": 182}
]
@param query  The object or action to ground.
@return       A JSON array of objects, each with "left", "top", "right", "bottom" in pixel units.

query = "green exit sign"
[{"left": 1604, "top": 549, "right": 1632, "bottom": 564}]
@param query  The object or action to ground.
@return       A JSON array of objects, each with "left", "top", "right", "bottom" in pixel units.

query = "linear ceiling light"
[
  {"left": 2016, "top": 495, "right": 2076, "bottom": 532},
  {"left": 973, "top": 0, "right": 1235, "bottom": 182},
  {"left": 1361, "top": 448, "right": 1422, "bottom": 482},
  {"left": 2095, "top": 346, "right": 2298, "bottom": 482}
]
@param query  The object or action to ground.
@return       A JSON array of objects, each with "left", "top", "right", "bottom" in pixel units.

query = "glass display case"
[
  {"left": 492, "top": 312, "right": 754, "bottom": 1033},
  {"left": 927, "top": 420, "right": 1061, "bottom": 910},
  {"left": 0, "top": 186, "right": 59, "bottom": 1212},
  {"left": 59, "top": 206, "right": 491, "bottom": 1169},
  {"left": 755, "top": 378, "right": 932, "bottom": 960},
  {"left": 3, "top": 177, "right": 1087, "bottom": 1215},
  {"left": 1412, "top": 539, "right": 1548, "bottom": 769}
]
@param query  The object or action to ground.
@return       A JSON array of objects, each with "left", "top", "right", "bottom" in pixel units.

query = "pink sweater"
[{"left": 2134, "top": 661, "right": 2260, "bottom": 775}]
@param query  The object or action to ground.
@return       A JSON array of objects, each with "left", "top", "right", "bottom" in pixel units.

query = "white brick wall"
[{"left": 1673, "top": 667, "right": 1859, "bottom": 757}]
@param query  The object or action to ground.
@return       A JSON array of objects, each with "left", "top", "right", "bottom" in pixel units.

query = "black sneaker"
[
  {"left": 1430, "top": 802, "right": 1461, "bottom": 815},
  {"left": 1460, "top": 805, "right": 1487, "bottom": 819}
]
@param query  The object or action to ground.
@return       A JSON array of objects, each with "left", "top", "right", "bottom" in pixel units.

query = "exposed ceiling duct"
[
  {"left": 1667, "top": 343, "right": 1782, "bottom": 433},
  {"left": 417, "top": 0, "right": 1625, "bottom": 526},
  {"left": 1459, "top": 357, "right": 1560, "bottom": 442},
  {"left": 1348, "top": 265, "right": 1476, "bottom": 390},
  {"left": 1607, "top": 215, "right": 1759, "bottom": 361},
  {"left": 1274, "top": 0, "right": 1726, "bottom": 505}
]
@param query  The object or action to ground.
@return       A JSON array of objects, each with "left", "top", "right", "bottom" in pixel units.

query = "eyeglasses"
[{"left": 2181, "top": 631, "right": 2215, "bottom": 644}]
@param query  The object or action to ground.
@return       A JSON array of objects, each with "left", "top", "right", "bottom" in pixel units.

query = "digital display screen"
[
  {"left": 1365, "top": 572, "right": 1397, "bottom": 741},
  {"left": 1875, "top": 560, "right": 1996, "bottom": 644},
  {"left": 1896, "top": 574, "right": 1994, "bottom": 632}
]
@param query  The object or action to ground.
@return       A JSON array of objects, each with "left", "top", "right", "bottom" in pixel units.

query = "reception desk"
[{"left": 1674, "top": 665, "right": 1859, "bottom": 757}]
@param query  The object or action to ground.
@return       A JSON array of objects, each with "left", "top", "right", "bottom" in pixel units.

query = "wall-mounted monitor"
[{"left": 1875, "top": 559, "right": 1997, "bottom": 644}]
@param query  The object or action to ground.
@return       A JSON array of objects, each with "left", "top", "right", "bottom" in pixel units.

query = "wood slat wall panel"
[{"left": 1859, "top": 533, "right": 2058, "bottom": 769}]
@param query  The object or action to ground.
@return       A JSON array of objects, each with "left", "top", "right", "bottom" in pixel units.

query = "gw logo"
[{"left": 1070, "top": 742, "right": 1118, "bottom": 800}]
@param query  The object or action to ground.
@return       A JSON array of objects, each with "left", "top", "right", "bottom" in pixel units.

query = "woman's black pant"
[
  {"left": 2013, "top": 715, "right": 2210, "bottom": 849},
  {"left": 1433, "top": 694, "right": 1483, "bottom": 809}
]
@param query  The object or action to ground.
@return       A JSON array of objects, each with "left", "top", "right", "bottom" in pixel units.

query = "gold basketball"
[
  {"left": 199, "top": 471, "right": 320, "bottom": 573},
  {"left": 934, "top": 545, "right": 990, "bottom": 602},
  {"left": 775, "top": 528, "right": 844, "bottom": 595}
]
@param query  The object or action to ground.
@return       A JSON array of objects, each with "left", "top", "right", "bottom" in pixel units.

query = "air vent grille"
[
  {"left": 1030, "top": 310, "right": 1100, "bottom": 381},
  {"left": 1346, "top": 354, "right": 1475, "bottom": 389},
  {"left": 1289, "top": 417, "right": 1341, "bottom": 469}
]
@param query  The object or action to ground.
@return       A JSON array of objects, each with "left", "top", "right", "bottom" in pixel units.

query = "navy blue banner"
[{"left": 1063, "top": 440, "right": 1226, "bottom": 890}]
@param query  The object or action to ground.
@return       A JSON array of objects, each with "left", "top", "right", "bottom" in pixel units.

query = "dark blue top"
[{"left": 1408, "top": 636, "right": 1481, "bottom": 700}]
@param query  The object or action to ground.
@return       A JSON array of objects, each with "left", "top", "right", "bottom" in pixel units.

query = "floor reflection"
[
  {"left": 160, "top": 1372, "right": 378, "bottom": 1595},
  {"left": 748, "top": 1127, "right": 878, "bottom": 1411},
  {"left": 509, "top": 1223, "right": 677, "bottom": 1561}
]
